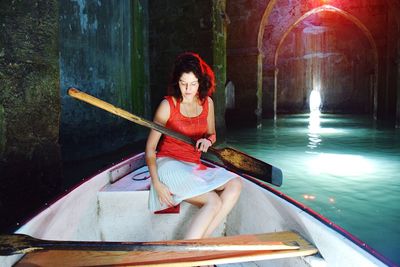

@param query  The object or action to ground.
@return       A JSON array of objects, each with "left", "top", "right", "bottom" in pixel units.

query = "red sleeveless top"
[{"left": 157, "top": 96, "right": 209, "bottom": 163}]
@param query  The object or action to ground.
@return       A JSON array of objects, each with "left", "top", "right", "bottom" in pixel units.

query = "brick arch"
[
  {"left": 274, "top": 5, "right": 378, "bottom": 116},
  {"left": 257, "top": 4, "right": 379, "bottom": 118},
  {"left": 257, "top": 0, "right": 278, "bottom": 54}
]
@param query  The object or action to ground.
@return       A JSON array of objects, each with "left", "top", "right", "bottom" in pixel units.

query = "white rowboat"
[{"left": 0, "top": 152, "right": 393, "bottom": 266}]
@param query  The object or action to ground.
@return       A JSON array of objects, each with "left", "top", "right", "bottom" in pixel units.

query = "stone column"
[
  {"left": 213, "top": 0, "right": 228, "bottom": 137},
  {"left": 397, "top": 35, "right": 400, "bottom": 128}
]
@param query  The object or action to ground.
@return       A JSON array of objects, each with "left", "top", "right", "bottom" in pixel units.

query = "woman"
[{"left": 146, "top": 52, "right": 242, "bottom": 239}]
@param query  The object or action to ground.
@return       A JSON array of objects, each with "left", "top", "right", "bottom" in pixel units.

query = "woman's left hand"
[{"left": 196, "top": 138, "right": 212, "bottom": 152}]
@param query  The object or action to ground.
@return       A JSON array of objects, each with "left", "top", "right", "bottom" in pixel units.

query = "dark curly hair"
[{"left": 167, "top": 52, "right": 215, "bottom": 102}]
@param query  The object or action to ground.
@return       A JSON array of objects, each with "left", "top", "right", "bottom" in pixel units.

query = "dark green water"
[{"left": 226, "top": 113, "right": 400, "bottom": 266}]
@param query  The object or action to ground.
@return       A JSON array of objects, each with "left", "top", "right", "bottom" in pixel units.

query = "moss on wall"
[
  {"left": 0, "top": 0, "right": 60, "bottom": 159},
  {"left": 0, "top": 105, "right": 5, "bottom": 158},
  {"left": 0, "top": 0, "right": 61, "bottom": 231},
  {"left": 131, "top": 0, "right": 148, "bottom": 116},
  {"left": 59, "top": 0, "right": 148, "bottom": 161}
]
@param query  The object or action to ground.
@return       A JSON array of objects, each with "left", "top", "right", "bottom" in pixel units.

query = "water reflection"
[
  {"left": 307, "top": 153, "right": 375, "bottom": 177},
  {"left": 308, "top": 111, "right": 322, "bottom": 149},
  {"left": 308, "top": 90, "right": 322, "bottom": 149},
  {"left": 226, "top": 114, "right": 400, "bottom": 265}
]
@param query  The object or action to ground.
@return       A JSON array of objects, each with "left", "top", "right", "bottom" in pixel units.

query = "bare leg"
[
  {"left": 183, "top": 191, "right": 222, "bottom": 239},
  {"left": 203, "top": 177, "right": 242, "bottom": 237}
]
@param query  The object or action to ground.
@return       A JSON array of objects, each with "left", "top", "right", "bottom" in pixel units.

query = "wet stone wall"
[
  {"left": 59, "top": 0, "right": 148, "bottom": 161},
  {"left": 0, "top": 0, "right": 61, "bottom": 231}
]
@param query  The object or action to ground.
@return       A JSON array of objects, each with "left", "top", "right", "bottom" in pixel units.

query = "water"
[{"left": 226, "top": 113, "right": 400, "bottom": 266}]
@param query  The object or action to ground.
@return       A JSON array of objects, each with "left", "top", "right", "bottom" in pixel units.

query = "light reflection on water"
[{"left": 226, "top": 114, "right": 400, "bottom": 265}]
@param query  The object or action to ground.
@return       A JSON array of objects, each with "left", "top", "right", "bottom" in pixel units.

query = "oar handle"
[{"left": 68, "top": 88, "right": 194, "bottom": 146}]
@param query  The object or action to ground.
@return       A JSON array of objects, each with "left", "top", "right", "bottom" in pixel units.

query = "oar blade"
[
  {"left": 0, "top": 234, "right": 41, "bottom": 255},
  {"left": 215, "top": 147, "right": 282, "bottom": 187}
]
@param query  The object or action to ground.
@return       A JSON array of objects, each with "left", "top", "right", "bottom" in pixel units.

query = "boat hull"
[{"left": 0, "top": 152, "right": 391, "bottom": 266}]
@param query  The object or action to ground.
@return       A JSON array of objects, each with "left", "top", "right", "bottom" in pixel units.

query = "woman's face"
[{"left": 178, "top": 72, "right": 199, "bottom": 102}]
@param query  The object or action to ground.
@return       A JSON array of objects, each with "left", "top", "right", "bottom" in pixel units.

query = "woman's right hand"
[{"left": 154, "top": 181, "right": 174, "bottom": 207}]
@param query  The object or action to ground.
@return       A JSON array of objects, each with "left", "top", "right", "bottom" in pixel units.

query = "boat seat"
[
  {"left": 97, "top": 166, "right": 225, "bottom": 241},
  {"left": 106, "top": 165, "right": 181, "bottom": 213}
]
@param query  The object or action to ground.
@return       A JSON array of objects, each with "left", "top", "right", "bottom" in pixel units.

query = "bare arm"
[
  {"left": 196, "top": 97, "right": 216, "bottom": 152},
  {"left": 145, "top": 99, "right": 175, "bottom": 207},
  {"left": 206, "top": 97, "right": 216, "bottom": 141}
]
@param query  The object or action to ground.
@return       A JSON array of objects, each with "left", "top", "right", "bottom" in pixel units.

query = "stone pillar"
[
  {"left": 226, "top": 49, "right": 260, "bottom": 127},
  {"left": 261, "top": 65, "right": 276, "bottom": 118},
  {"left": 132, "top": 0, "right": 151, "bottom": 118},
  {"left": 212, "top": 0, "right": 228, "bottom": 137},
  {"left": 397, "top": 37, "right": 400, "bottom": 128},
  {"left": 0, "top": 0, "right": 61, "bottom": 231}
]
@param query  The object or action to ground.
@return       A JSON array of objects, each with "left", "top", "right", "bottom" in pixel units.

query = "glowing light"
[
  {"left": 307, "top": 153, "right": 375, "bottom": 177},
  {"left": 303, "top": 194, "right": 316, "bottom": 200},
  {"left": 309, "top": 90, "right": 321, "bottom": 113},
  {"left": 308, "top": 111, "right": 321, "bottom": 132},
  {"left": 329, "top": 197, "right": 335, "bottom": 203},
  {"left": 308, "top": 90, "right": 322, "bottom": 149}
]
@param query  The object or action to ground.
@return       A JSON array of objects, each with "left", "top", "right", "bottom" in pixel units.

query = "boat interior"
[{"left": 2, "top": 153, "right": 385, "bottom": 266}]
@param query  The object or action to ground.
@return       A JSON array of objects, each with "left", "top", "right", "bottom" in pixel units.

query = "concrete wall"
[
  {"left": 0, "top": 0, "right": 61, "bottom": 231},
  {"left": 59, "top": 0, "right": 150, "bottom": 161}
]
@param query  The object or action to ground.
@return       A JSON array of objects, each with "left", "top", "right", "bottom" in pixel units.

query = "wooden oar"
[
  {"left": 0, "top": 233, "right": 299, "bottom": 255},
  {"left": 68, "top": 88, "right": 282, "bottom": 186}
]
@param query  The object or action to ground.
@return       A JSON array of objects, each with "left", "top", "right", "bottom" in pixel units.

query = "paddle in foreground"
[{"left": 0, "top": 232, "right": 301, "bottom": 255}]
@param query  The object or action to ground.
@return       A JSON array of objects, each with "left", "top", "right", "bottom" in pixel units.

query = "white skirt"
[{"left": 148, "top": 157, "right": 238, "bottom": 212}]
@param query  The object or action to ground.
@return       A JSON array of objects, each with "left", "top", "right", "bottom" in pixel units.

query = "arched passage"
[
  {"left": 274, "top": 5, "right": 378, "bottom": 116},
  {"left": 257, "top": 4, "right": 378, "bottom": 118}
]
